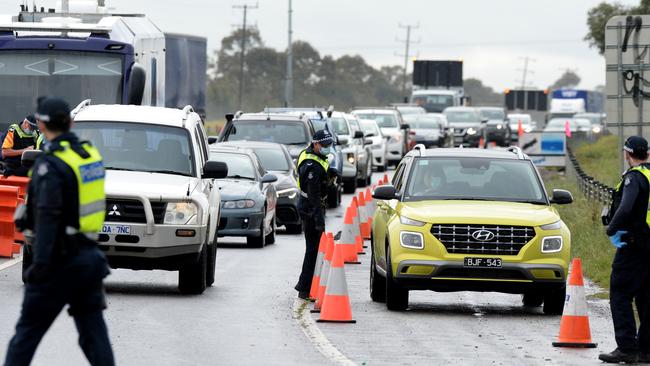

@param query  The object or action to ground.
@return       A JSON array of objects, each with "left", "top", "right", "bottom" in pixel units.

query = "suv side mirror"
[
  {"left": 364, "top": 138, "right": 373, "bottom": 146},
  {"left": 207, "top": 136, "right": 218, "bottom": 144},
  {"left": 127, "top": 63, "right": 146, "bottom": 105},
  {"left": 400, "top": 124, "right": 410, "bottom": 130},
  {"left": 261, "top": 173, "right": 278, "bottom": 183},
  {"left": 203, "top": 161, "right": 228, "bottom": 179},
  {"left": 550, "top": 189, "right": 573, "bottom": 204},
  {"left": 21, "top": 150, "right": 43, "bottom": 169},
  {"left": 481, "top": 119, "right": 489, "bottom": 124},
  {"left": 373, "top": 185, "right": 398, "bottom": 200},
  {"left": 353, "top": 130, "right": 364, "bottom": 139},
  {"left": 365, "top": 132, "right": 375, "bottom": 138},
  {"left": 338, "top": 136, "right": 349, "bottom": 145}
]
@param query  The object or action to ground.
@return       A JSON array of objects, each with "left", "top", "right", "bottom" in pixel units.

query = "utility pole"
[
  {"left": 284, "top": 0, "right": 293, "bottom": 107},
  {"left": 396, "top": 23, "right": 419, "bottom": 99},
  {"left": 516, "top": 56, "right": 536, "bottom": 89},
  {"left": 233, "top": 3, "right": 258, "bottom": 110}
]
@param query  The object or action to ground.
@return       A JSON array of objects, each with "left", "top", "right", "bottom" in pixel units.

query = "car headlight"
[
  {"left": 400, "top": 231, "right": 424, "bottom": 249},
  {"left": 277, "top": 187, "right": 299, "bottom": 199},
  {"left": 223, "top": 200, "right": 256, "bottom": 209},
  {"left": 164, "top": 202, "right": 198, "bottom": 225},
  {"left": 466, "top": 128, "right": 477, "bottom": 135},
  {"left": 347, "top": 153, "right": 355, "bottom": 164},
  {"left": 400, "top": 215, "right": 425, "bottom": 227},
  {"left": 541, "top": 236, "right": 563, "bottom": 253},
  {"left": 389, "top": 133, "right": 402, "bottom": 144},
  {"left": 496, "top": 124, "right": 503, "bottom": 130},
  {"left": 540, "top": 221, "right": 561, "bottom": 230},
  {"left": 592, "top": 126, "right": 602, "bottom": 134}
]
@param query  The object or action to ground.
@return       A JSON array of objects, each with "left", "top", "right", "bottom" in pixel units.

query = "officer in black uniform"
[
  {"left": 295, "top": 129, "right": 334, "bottom": 299},
  {"left": 599, "top": 136, "right": 650, "bottom": 364},
  {"left": 4, "top": 98, "right": 114, "bottom": 366}
]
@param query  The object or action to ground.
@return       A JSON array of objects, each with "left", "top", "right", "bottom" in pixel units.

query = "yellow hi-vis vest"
[
  {"left": 52, "top": 141, "right": 106, "bottom": 233},
  {"left": 36, "top": 134, "right": 45, "bottom": 150},
  {"left": 297, "top": 150, "right": 329, "bottom": 191},
  {"left": 616, "top": 165, "right": 650, "bottom": 229}
]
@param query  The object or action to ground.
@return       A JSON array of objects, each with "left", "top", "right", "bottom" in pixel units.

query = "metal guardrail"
[{"left": 566, "top": 147, "right": 615, "bottom": 204}]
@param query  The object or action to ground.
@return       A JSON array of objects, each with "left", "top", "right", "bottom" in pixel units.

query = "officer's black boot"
[
  {"left": 599, "top": 348, "right": 638, "bottom": 363},
  {"left": 639, "top": 353, "right": 650, "bottom": 363}
]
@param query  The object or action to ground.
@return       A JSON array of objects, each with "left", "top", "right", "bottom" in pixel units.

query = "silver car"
[{"left": 359, "top": 119, "right": 387, "bottom": 172}]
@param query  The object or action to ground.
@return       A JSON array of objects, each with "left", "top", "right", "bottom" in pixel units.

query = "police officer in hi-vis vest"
[
  {"left": 600, "top": 136, "right": 650, "bottom": 364},
  {"left": 295, "top": 129, "right": 334, "bottom": 299},
  {"left": 4, "top": 98, "right": 114, "bottom": 366},
  {"left": 1, "top": 115, "right": 39, "bottom": 177}
]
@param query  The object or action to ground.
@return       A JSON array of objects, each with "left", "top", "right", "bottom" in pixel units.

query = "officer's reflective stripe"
[
  {"left": 324, "top": 267, "right": 349, "bottom": 296},
  {"left": 53, "top": 141, "right": 106, "bottom": 234},
  {"left": 10, "top": 124, "right": 36, "bottom": 139},
  {"left": 618, "top": 165, "right": 650, "bottom": 228},
  {"left": 562, "top": 285, "right": 588, "bottom": 316},
  {"left": 297, "top": 150, "right": 330, "bottom": 191},
  {"left": 36, "top": 134, "right": 45, "bottom": 150},
  {"left": 80, "top": 200, "right": 106, "bottom": 216}
]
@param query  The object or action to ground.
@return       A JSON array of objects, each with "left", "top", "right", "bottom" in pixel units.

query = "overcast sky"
[{"left": 0, "top": 0, "right": 641, "bottom": 91}]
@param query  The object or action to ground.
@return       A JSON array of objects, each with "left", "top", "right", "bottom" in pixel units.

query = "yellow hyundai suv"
[{"left": 370, "top": 146, "right": 572, "bottom": 314}]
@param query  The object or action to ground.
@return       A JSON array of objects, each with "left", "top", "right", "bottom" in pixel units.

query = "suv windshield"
[
  {"left": 479, "top": 109, "right": 506, "bottom": 121},
  {"left": 360, "top": 121, "right": 380, "bottom": 136},
  {"left": 330, "top": 117, "right": 350, "bottom": 135},
  {"left": 444, "top": 110, "right": 480, "bottom": 124},
  {"left": 404, "top": 158, "right": 545, "bottom": 204},
  {"left": 226, "top": 120, "right": 309, "bottom": 145},
  {"left": 74, "top": 122, "right": 195, "bottom": 177},
  {"left": 355, "top": 113, "right": 398, "bottom": 128},
  {"left": 210, "top": 152, "right": 256, "bottom": 180},
  {"left": 251, "top": 147, "right": 290, "bottom": 172},
  {"left": 403, "top": 115, "right": 441, "bottom": 129},
  {"left": 411, "top": 94, "right": 454, "bottom": 112}
]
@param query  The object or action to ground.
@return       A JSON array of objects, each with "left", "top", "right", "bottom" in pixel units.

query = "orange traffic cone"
[
  {"left": 478, "top": 136, "right": 485, "bottom": 149},
  {"left": 309, "top": 233, "right": 328, "bottom": 301},
  {"left": 338, "top": 207, "right": 360, "bottom": 265},
  {"left": 517, "top": 119, "right": 524, "bottom": 139},
  {"left": 350, "top": 198, "right": 366, "bottom": 253},
  {"left": 358, "top": 191, "right": 371, "bottom": 240},
  {"left": 382, "top": 174, "right": 389, "bottom": 185},
  {"left": 317, "top": 240, "right": 356, "bottom": 323},
  {"left": 552, "top": 258, "right": 597, "bottom": 348},
  {"left": 313, "top": 233, "right": 334, "bottom": 313}
]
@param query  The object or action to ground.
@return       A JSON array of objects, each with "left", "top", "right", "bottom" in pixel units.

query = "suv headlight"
[
  {"left": 223, "top": 200, "right": 256, "bottom": 209},
  {"left": 164, "top": 202, "right": 198, "bottom": 225},
  {"left": 541, "top": 236, "right": 563, "bottom": 253},
  {"left": 389, "top": 132, "right": 402, "bottom": 144},
  {"left": 400, "top": 231, "right": 424, "bottom": 249},
  {"left": 400, "top": 215, "right": 425, "bottom": 227},
  {"left": 540, "top": 221, "right": 561, "bottom": 230},
  {"left": 496, "top": 124, "right": 503, "bottom": 130},
  {"left": 277, "top": 188, "right": 298, "bottom": 199},
  {"left": 592, "top": 126, "right": 602, "bottom": 134},
  {"left": 466, "top": 128, "right": 477, "bottom": 135},
  {"left": 347, "top": 153, "right": 355, "bottom": 164}
]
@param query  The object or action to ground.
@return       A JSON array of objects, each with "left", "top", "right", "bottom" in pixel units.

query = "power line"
[
  {"left": 395, "top": 23, "right": 419, "bottom": 99},
  {"left": 233, "top": 3, "right": 259, "bottom": 110},
  {"left": 319, "top": 38, "right": 583, "bottom": 52}
]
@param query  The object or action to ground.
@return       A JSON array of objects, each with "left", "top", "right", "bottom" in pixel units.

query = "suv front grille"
[
  {"left": 430, "top": 224, "right": 535, "bottom": 255},
  {"left": 105, "top": 199, "right": 167, "bottom": 224}
]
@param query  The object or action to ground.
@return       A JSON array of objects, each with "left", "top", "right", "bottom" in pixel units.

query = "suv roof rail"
[
  {"left": 71, "top": 99, "right": 91, "bottom": 118},
  {"left": 351, "top": 106, "right": 396, "bottom": 111},
  {"left": 181, "top": 105, "right": 194, "bottom": 128},
  {"left": 412, "top": 144, "right": 426, "bottom": 156},
  {"left": 507, "top": 146, "right": 525, "bottom": 159},
  {"left": 234, "top": 110, "right": 244, "bottom": 118}
]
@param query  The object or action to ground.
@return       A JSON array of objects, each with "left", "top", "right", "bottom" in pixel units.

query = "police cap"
[
  {"left": 24, "top": 115, "right": 37, "bottom": 127},
  {"left": 624, "top": 136, "right": 648, "bottom": 157},
  {"left": 312, "top": 129, "right": 334, "bottom": 147},
  {"left": 35, "top": 98, "right": 71, "bottom": 126}
]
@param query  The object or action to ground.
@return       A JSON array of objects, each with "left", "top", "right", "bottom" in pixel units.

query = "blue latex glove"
[{"left": 609, "top": 230, "right": 629, "bottom": 248}]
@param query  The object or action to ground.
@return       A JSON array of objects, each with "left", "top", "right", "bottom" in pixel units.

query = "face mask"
[
  {"left": 21, "top": 125, "right": 32, "bottom": 134},
  {"left": 320, "top": 146, "right": 332, "bottom": 156}
]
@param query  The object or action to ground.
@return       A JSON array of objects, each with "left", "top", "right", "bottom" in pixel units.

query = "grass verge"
[
  {"left": 572, "top": 134, "right": 620, "bottom": 187},
  {"left": 543, "top": 171, "right": 614, "bottom": 292}
]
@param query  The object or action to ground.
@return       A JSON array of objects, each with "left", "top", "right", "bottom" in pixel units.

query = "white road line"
[
  {"left": 292, "top": 298, "right": 356, "bottom": 366},
  {"left": 0, "top": 256, "right": 22, "bottom": 272}
]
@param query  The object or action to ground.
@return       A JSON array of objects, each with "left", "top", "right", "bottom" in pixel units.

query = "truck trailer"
[{"left": 0, "top": 1, "right": 207, "bottom": 129}]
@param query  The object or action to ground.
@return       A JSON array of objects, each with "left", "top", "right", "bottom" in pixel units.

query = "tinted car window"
[
  {"left": 405, "top": 158, "right": 544, "bottom": 203},
  {"left": 444, "top": 110, "right": 480, "bottom": 123},
  {"left": 403, "top": 115, "right": 441, "bottom": 129},
  {"left": 479, "top": 109, "right": 506, "bottom": 120},
  {"left": 331, "top": 117, "right": 350, "bottom": 135},
  {"left": 252, "top": 147, "right": 290, "bottom": 172},
  {"left": 227, "top": 120, "right": 309, "bottom": 145},
  {"left": 209, "top": 152, "right": 256, "bottom": 180}
]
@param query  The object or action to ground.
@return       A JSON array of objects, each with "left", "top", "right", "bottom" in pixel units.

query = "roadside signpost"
[{"left": 520, "top": 132, "right": 566, "bottom": 167}]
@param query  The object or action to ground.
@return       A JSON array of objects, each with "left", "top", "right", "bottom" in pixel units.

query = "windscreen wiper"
[
  {"left": 105, "top": 167, "right": 136, "bottom": 172},
  {"left": 227, "top": 175, "right": 255, "bottom": 180},
  {"left": 146, "top": 169, "right": 191, "bottom": 177}
]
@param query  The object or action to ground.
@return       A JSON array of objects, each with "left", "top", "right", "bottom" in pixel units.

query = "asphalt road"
[{"left": 0, "top": 170, "right": 619, "bottom": 365}]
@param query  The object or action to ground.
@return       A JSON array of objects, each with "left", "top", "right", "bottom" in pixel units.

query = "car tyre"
[
  {"left": 178, "top": 244, "right": 208, "bottom": 295},
  {"left": 206, "top": 239, "right": 217, "bottom": 287},
  {"left": 266, "top": 216, "right": 276, "bottom": 245},
  {"left": 21, "top": 245, "right": 33, "bottom": 284},
  {"left": 247, "top": 214, "right": 267, "bottom": 248},
  {"left": 343, "top": 178, "right": 357, "bottom": 194},
  {"left": 522, "top": 292, "right": 544, "bottom": 307},
  {"left": 385, "top": 244, "right": 408, "bottom": 311},
  {"left": 377, "top": 164, "right": 386, "bottom": 172},
  {"left": 370, "top": 238, "right": 386, "bottom": 303},
  {"left": 543, "top": 286, "right": 566, "bottom": 315}
]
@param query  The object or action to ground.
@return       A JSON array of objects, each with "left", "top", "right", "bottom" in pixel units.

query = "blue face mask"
[{"left": 320, "top": 146, "right": 332, "bottom": 156}]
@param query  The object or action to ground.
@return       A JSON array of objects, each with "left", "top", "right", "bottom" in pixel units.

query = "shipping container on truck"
[
  {"left": 0, "top": 2, "right": 207, "bottom": 130},
  {"left": 164, "top": 33, "right": 207, "bottom": 119},
  {"left": 549, "top": 89, "right": 605, "bottom": 120}
]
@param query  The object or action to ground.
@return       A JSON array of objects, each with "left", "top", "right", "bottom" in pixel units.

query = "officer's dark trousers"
[
  {"left": 295, "top": 215, "right": 323, "bottom": 294},
  {"left": 4, "top": 248, "right": 114, "bottom": 366},
  {"left": 610, "top": 244, "right": 650, "bottom": 354}
]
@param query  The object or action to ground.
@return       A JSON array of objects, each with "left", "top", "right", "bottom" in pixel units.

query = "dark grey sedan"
[{"left": 209, "top": 146, "right": 278, "bottom": 248}]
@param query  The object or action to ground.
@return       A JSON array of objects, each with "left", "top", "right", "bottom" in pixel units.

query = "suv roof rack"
[
  {"left": 0, "top": 22, "right": 111, "bottom": 35},
  {"left": 234, "top": 110, "right": 244, "bottom": 118},
  {"left": 412, "top": 144, "right": 426, "bottom": 156},
  {"left": 507, "top": 146, "right": 525, "bottom": 159},
  {"left": 71, "top": 99, "right": 91, "bottom": 118},
  {"left": 181, "top": 105, "right": 194, "bottom": 127}
]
